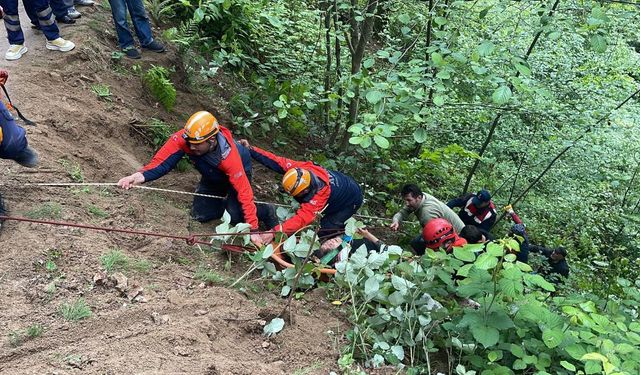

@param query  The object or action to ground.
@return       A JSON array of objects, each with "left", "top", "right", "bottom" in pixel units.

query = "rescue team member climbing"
[
  {"left": 390, "top": 184, "right": 464, "bottom": 255},
  {"left": 1, "top": 69, "right": 39, "bottom": 231},
  {"left": 238, "top": 139, "right": 363, "bottom": 245},
  {"left": 447, "top": 189, "right": 497, "bottom": 232},
  {"left": 422, "top": 218, "right": 467, "bottom": 253},
  {"left": 117, "top": 111, "right": 276, "bottom": 246}
]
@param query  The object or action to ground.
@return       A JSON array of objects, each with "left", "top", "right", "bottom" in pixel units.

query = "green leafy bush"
[
  {"left": 142, "top": 65, "right": 176, "bottom": 111},
  {"left": 335, "top": 239, "right": 640, "bottom": 374}
]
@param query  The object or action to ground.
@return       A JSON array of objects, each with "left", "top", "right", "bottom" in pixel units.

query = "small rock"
[
  {"left": 198, "top": 283, "right": 206, "bottom": 288},
  {"left": 151, "top": 312, "right": 170, "bottom": 325},
  {"left": 93, "top": 271, "right": 108, "bottom": 285},
  {"left": 258, "top": 320, "right": 267, "bottom": 326},
  {"left": 194, "top": 309, "right": 207, "bottom": 316},
  {"left": 174, "top": 346, "right": 190, "bottom": 356},
  {"left": 111, "top": 272, "right": 128, "bottom": 292},
  {"left": 127, "top": 284, "right": 144, "bottom": 301},
  {"left": 49, "top": 72, "right": 61, "bottom": 79},
  {"left": 261, "top": 341, "right": 270, "bottom": 348},
  {"left": 134, "top": 295, "right": 147, "bottom": 303}
]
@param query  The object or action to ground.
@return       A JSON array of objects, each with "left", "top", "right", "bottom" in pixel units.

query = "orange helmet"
[
  {"left": 183, "top": 111, "right": 219, "bottom": 144},
  {"left": 282, "top": 168, "right": 311, "bottom": 197},
  {"left": 422, "top": 218, "right": 457, "bottom": 251}
]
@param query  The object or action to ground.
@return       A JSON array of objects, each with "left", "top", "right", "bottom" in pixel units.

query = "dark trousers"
[
  {"left": 191, "top": 179, "right": 277, "bottom": 229},
  {"left": 318, "top": 201, "right": 362, "bottom": 239},
  {"left": 411, "top": 234, "right": 427, "bottom": 255},
  {"left": 1, "top": 0, "right": 60, "bottom": 43}
]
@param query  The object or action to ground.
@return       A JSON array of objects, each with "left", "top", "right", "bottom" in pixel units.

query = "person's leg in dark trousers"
[
  {"left": 191, "top": 179, "right": 228, "bottom": 223},
  {"left": 318, "top": 202, "right": 361, "bottom": 239},
  {"left": 410, "top": 234, "right": 427, "bottom": 255},
  {"left": 224, "top": 188, "right": 278, "bottom": 228}
]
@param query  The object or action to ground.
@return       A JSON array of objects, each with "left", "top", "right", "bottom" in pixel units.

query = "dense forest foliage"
[{"left": 150, "top": 0, "right": 640, "bottom": 372}]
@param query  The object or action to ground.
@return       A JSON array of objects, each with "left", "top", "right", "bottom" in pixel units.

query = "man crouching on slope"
[
  {"left": 117, "top": 111, "right": 277, "bottom": 246},
  {"left": 239, "top": 139, "right": 363, "bottom": 246}
]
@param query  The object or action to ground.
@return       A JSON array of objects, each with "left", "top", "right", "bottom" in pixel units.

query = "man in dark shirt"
[
  {"left": 530, "top": 245, "right": 570, "bottom": 282},
  {"left": 447, "top": 189, "right": 497, "bottom": 232}
]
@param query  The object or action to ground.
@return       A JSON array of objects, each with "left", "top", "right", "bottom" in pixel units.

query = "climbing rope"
[
  {"left": 0, "top": 214, "right": 254, "bottom": 252},
  {"left": 27, "top": 182, "right": 393, "bottom": 222}
]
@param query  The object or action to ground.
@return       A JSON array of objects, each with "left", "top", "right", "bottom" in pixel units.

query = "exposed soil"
[{"left": 0, "top": 5, "right": 346, "bottom": 374}]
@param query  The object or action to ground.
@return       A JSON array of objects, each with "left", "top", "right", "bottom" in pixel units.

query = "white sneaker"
[
  {"left": 5, "top": 44, "right": 28, "bottom": 61},
  {"left": 46, "top": 38, "right": 75, "bottom": 52}
]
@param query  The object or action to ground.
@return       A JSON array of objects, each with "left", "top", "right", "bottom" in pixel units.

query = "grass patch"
[
  {"left": 59, "top": 159, "right": 84, "bottom": 182},
  {"left": 90, "top": 84, "right": 112, "bottom": 101},
  {"left": 25, "top": 202, "right": 62, "bottom": 220},
  {"left": 26, "top": 324, "right": 44, "bottom": 338},
  {"left": 131, "top": 259, "right": 153, "bottom": 273},
  {"left": 8, "top": 331, "right": 23, "bottom": 347},
  {"left": 194, "top": 266, "right": 225, "bottom": 285},
  {"left": 100, "top": 249, "right": 129, "bottom": 272},
  {"left": 87, "top": 205, "right": 109, "bottom": 218},
  {"left": 59, "top": 299, "right": 92, "bottom": 321},
  {"left": 8, "top": 324, "right": 45, "bottom": 347}
]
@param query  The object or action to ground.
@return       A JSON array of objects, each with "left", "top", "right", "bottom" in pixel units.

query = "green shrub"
[{"left": 142, "top": 65, "right": 176, "bottom": 111}]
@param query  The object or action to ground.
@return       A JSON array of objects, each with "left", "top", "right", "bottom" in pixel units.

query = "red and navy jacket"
[
  {"left": 0, "top": 101, "right": 28, "bottom": 160},
  {"left": 447, "top": 194, "right": 497, "bottom": 232},
  {"left": 248, "top": 146, "right": 363, "bottom": 234},
  {"left": 140, "top": 126, "right": 259, "bottom": 229}
]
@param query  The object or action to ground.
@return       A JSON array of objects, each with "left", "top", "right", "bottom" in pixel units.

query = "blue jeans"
[
  {"left": 108, "top": 0, "right": 153, "bottom": 49},
  {"left": 318, "top": 201, "right": 362, "bottom": 239}
]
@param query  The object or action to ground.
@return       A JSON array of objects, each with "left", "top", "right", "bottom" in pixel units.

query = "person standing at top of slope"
[
  {"left": 239, "top": 139, "right": 363, "bottom": 245},
  {"left": 0, "top": 2, "right": 75, "bottom": 61},
  {"left": 0, "top": 69, "right": 39, "bottom": 231},
  {"left": 117, "top": 111, "right": 277, "bottom": 246}
]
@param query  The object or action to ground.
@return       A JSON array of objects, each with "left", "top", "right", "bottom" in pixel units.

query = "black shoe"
[
  {"left": 56, "top": 15, "right": 76, "bottom": 24},
  {"left": 123, "top": 47, "right": 141, "bottom": 59},
  {"left": 142, "top": 40, "right": 165, "bottom": 53}
]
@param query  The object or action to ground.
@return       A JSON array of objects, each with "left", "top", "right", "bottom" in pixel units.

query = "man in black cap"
[
  {"left": 530, "top": 245, "right": 569, "bottom": 283},
  {"left": 447, "top": 189, "right": 497, "bottom": 232}
]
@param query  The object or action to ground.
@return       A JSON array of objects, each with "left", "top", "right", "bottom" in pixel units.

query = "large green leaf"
[
  {"left": 474, "top": 253, "right": 498, "bottom": 270},
  {"left": 471, "top": 325, "right": 499, "bottom": 348},
  {"left": 492, "top": 86, "right": 512, "bottom": 105},
  {"left": 453, "top": 246, "right": 476, "bottom": 262},
  {"left": 589, "top": 35, "right": 607, "bottom": 53},
  {"left": 542, "top": 328, "right": 564, "bottom": 348},
  {"left": 366, "top": 90, "right": 385, "bottom": 104}
]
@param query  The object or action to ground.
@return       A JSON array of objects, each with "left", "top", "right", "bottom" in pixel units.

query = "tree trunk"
[
  {"left": 338, "top": 0, "right": 379, "bottom": 151},
  {"left": 462, "top": 0, "right": 561, "bottom": 194}
]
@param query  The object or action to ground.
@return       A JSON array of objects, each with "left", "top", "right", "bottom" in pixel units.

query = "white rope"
[{"left": 27, "top": 182, "right": 392, "bottom": 222}]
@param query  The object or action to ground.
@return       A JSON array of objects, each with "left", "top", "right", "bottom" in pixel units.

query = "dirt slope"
[{"left": 0, "top": 5, "right": 345, "bottom": 374}]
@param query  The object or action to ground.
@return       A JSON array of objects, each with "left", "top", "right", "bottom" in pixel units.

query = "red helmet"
[{"left": 422, "top": 218, "right": 457, "bottom": 251}]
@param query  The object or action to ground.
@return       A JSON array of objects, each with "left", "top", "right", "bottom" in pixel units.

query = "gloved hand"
[
  {"left": 0, "top": 69, "right": 8, "bottom": 86},
  {"left": 503, "top": 204, "right": 514, "bottom": 214}
]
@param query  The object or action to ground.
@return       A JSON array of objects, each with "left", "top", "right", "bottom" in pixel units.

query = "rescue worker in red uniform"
[
  {"left": 239, "top": 140, "right": 363, "bottom": 245},
  {"left": 117, "top": 111, "right": 276, "bottom": 245}
]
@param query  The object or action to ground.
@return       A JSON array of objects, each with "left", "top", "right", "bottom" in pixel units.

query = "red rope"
[{"left": 0, "top": 215, "right": 247, "bottom": 252}]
